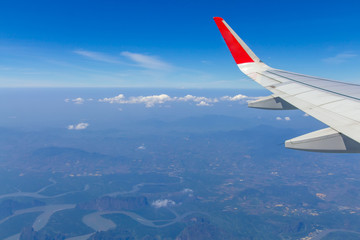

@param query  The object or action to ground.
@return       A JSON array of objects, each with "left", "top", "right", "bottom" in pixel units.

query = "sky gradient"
[{"left": 1, "top": 0, "right": 360, "bottom": 88}]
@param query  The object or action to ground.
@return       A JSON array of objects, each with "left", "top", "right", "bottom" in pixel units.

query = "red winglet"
[{"left": 213, "top": 17, "right": 254, "bottom": 64}]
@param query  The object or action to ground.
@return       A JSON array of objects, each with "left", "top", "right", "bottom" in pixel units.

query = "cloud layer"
[{"left": 96, "top": 93, "right": 254, "bottom": 108}]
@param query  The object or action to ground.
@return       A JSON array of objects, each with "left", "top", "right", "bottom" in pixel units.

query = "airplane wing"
[{"left": 214, "top": 17, "right": 360, "bottom": 153}]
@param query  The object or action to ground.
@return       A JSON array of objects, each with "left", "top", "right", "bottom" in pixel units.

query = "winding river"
[{"left": 0, "top": 177, "right": 198, "bottom": 240}]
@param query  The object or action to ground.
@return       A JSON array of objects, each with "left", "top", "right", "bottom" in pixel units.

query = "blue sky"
[{"left": 1, "top": 0, "right": 360, "bottom": 88}]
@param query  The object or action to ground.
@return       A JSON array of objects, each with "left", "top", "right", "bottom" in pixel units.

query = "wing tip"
[
  {"left": 213, "top": 17, "right": 256, "bottom": 64},
  {"left": 213, "top": 17, "right": 224, "bottom": 22}
]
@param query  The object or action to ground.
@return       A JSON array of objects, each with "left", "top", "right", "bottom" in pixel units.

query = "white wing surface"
[{"left": 214, "top": 17, "right": 360, "bottom": 153}]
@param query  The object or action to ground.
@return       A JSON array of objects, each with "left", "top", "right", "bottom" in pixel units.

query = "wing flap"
[
  {"left": 285, "top": 127, "right": 360, "bottom": 153},
  {"left": 248, "top": 95, "right": 297, "bottom": 110}
]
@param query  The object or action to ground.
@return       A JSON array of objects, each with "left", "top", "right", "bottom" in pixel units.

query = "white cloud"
[
  {"left": 99, "top": 94, "right": 126, "bottom": 104},
  {"left": 96, "top": 93, "right": 256, "bottom": 108},
  {"left": 74, "top": 50, "right": 122, "bottom": 64},
  {"left": 276, "top": 116, "right": 290, "bottom": 121},
  {"left": 178, "top": 95, "right": 218, "bottom": 103},
  {"left": 304, "top": 113, "right": 309, "bottom": 117},
  {"left": 182, "top": 188, "right": 194, "bottom": 197},
  {"left": 221, "top": 94, "right": 248, "bottom": 101},
  {"left": 65, "top": 97, "right": 85, "bottom": 104},
  {"left": 182, "top": 188, "right": 193, "bottom": 193},
  {"left": 196, "top": 101, "right": 211, "bottom": 106},
  {"left": 74, "top": 49, "right": 174, "bottom": 71},
  {"left": 152, "top": 199, "right": 176, "bottom": 208},
  {"left": 129, "top": 94, "right": 173, "bottom": 108},
  {"left": 67, "top": 122, "right": 89, "bottom": 130},
  {"left": 323, "top": 52, "right": 357, "bottom": 64},
  {"left": 72, "top": 97, "right": 85, "bottom": 104},
  {"left": 121, "top": 51, "right": 172, "bottom": 70},
  {"left": 99, "top": 94, "right": 172, "bottom": 107},
  {"left": 137, "top": 145, "right": 146, "bottom": 150},
  {"left": 100, "top": 94, "right": 168, "bottom": 107}
]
